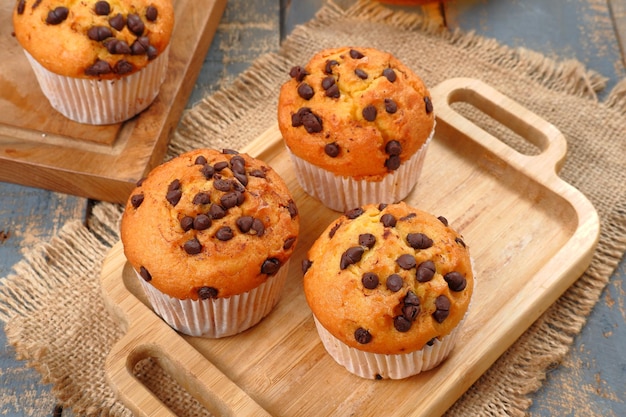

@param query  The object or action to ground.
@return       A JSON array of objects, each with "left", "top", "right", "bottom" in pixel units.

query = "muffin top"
[
  {"left": 120, "top": 149, "right": 300, "bottom": 300},
  {"left": 303, "top": 202, "right": 473, "bottom": 355},
  {"left": 13, "top": 0, "right": 174, "bottom": 79},
  {"left": 278, "top": 47, "right": 435, "bottom": 181}
]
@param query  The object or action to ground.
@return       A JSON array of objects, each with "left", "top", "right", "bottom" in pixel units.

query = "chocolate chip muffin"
[
  {"left": 278, "top": 47, "right": 435, "bottom": 212},
  {"left": 303, "top": 202, "right": 473, "bottom": 379},
  {"left": 121, "top": 149, "right": 300, "bottom": 338},
  {"left": 13, "top": 0, "right": 174, "bottom": 124}
]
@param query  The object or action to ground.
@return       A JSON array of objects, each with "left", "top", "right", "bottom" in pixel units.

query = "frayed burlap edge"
[{"left": 1, "top": 0, "right": 625, "bottom": 416}]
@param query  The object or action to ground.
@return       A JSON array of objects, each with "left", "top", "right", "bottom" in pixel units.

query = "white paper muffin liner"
[
  {"left": 135, "top": 260, "right": 290, "bottom": 338},
  {"left": 313, "top": 314, "right": 464, "bottom": 380},
  {"left": 23, "top": 46, "right": 169, "bottom": 125},
  {"left": 287, "top": 123, "right": 435, "bottom": 212}
]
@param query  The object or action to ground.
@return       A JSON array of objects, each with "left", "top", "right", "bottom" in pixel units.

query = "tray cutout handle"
[
  {"left": 431, "top": 77, "right": 568, "bottom": 182},
  {"left": 101, "top": 243, "right": 270, "bottom": 417},
  {"left": 105, "top": 320, "right": 272, "bottom": 417}
]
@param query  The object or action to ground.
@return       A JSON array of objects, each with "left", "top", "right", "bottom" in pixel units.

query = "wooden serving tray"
[
  {"left": 0, "top": 0, "right": 226, "bottom": 204},
  {"left": 100, "top": 78, "right": 600, "bottom": 416}
]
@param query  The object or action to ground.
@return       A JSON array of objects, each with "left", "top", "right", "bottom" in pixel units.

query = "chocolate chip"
[
  {"left": 131, "top": 36, "right": 150, "bottom": 55},
  {"left": 385, "top": 140, "right": 402, "bottom": 156},
  {"left": 394, "top": 316, "right": 412, "bottom": 332},
  {"left": 222, "top": 149, "right": 239, "bottom": 155},
  {"left": 230, "top": 156, "right": 245, "bottom": 172},
  {"left": 201, "top": 164, "right": 215, "bottom": 179},
  {"left": 236, "top": 216, "right": 253, "bottom": 233},
  {"left": 213, "top": 178, "right": 232, "bottom": 191},
  {"left": 180, "top": 216, "right": 194, "bottom": 231},
  {"left": 407, "top": 233, "right": 433, "bottom": 250},
  {"left": 378, "top": 203, "right": 388, "bottom": 211},
  {"left": 114, "top": 59, "right": 133, "bottom": 75},
  {"left": 380, "top": 213, "right": 397, "bottom": 227},
  {"left": 109, "top": 13, "right": 125, "bottom": 31},
  {"left": 17, "top": 0, "right": 25, "bottom": 14},
  {"left": 95, "top": 1, "right": 110, "bottom": 15},
  {"left": 291, "top": 108, "right": 322, "bottom": 133},
  {"left": 324, "top": 59, "right": 339, "bottom": 74},
  {"left": 427, "top": 338, "right": 436, "bottom": 346},
  {"left": 88, "top": 26, "right": 113, "bottom": 42},
  {"left": 362, "top": 105, "right": 377, "bottom": 122},
  {"left": 251, "top": 219, "right": 265, "bottom": 236},
  {"left": 321, "top": 76, "right": 335, "bottom": 90},
  {"left": 234, "top": 171, "right": 248, "bottom": 187},
  {"left": 249, "top": 169, "right": 266, "bottom": 179},
  {"left": 359, "top": 233, "right": 376, "bottom": 249},
  {"left": 404, "top": 290, "right": 420, "bottom": 306},
  {"left": 325, "top": 83, "right": 340, "bottom": 98},
  {"left": 261, "top": 258, "right": 281, "bottom": 275},
  {"left": 455, "top": 237, "right": 466, "bottom": 248},
  {"left": 444, "top": 271, "right": 467, "bottom": 291},
  {"left": 383, "top": 68, "right": 397, "bottom": 82},
  {"left": 345, "top": 207, "right": 364, "bottom": 219},
  {"left": 85, "top": 60, "right": 112, "bottom": 76},
  {"left": 46, "top": 7, "right": 69, "bottom": 25},
  {"left": 166, "top": 189, "right": 182, "bottom": 206},
  {"left": 349, "top": 49, "right": 364, "bottom": 59},
  {"left": 209, "top": 204, "right": 226, "bottom": 219},
  {"left": 355, "top": 68, "right": 368, "bottom": 79},
  {"left": 386, "top": 274, "right": 403, "bottom": 292},
  {"left": 385, "top": 155, "right": 401, "bottom": 171},
  {"left": 424, "top": 96, "right": 434, "bottom": 114},
  {"left": 104, "top": 38, "right": 132, "bottom": 55},
  {"left": 416, "top": 260, "right": 436, "bottom": 282},
  {"left": 192, "top": 192, "right": 211, "bottom": 205},
  {"left": 184, "top": 238, "right": 202, "bottom": 255},
  {"left": 400, "top": 213, "right": 416, "bottom": 221},
  {"left": 329, "top": 222, "right": 341, "bottom": 238},
  {"left": 340, "top": 246, "right": 364, "bottom": 270},
  {"left": 193, "top": 214, "right": 212, "bottom": 231},
  {"left": 139, "top": 266, "right": 151, "bottom": 281},
  {"left": 402, "top": 291, "right": 420, "bottom": 321},
  {"left": 302, "top": 259, "right": 313, "bottom": 274},
  {"left": 361, "top": 272, "right": 379, "bottom": 289},
  {"left": 168, "top": 178, "right": 181, "bottom": 191},
  {"left": 438, "top": 216, "right": 448, "bottom": 226},
  {"left": 289, "top": 66, "right": 308, "bottom": 82},
  {"left": 324, "top": 142, "right": 340, "bottom": 157},
  {"left": 195, "top": 155, "right": 208, "bottom": 165},
  {"left": 278, "top": 201, "right": 295, "bottom": 220},
  {"left": 354, "top": 327, "right": 372, "bottom": 344},
  {"left": 297, "top": 83, "right": 314, "bottom": 100},
  {"left": 130, "top": 193, "right": 144, "bottom": 208},
  {"left": 214, "top": 161, "right": 229, "bottom": 171},
  {"left": 145, "top": 5, "right": 158, "bottom": 21},
  {"left": 384, "top": 98, "right": 397, "bottom": 114},
  {"left": 127, "top": 13, "right": 145, "bottom": 36},
  {"left": 198, "top": 286, "right": 218, "bottom": 299},
  {"left": 433, "top": 295, "right": 450, "bottom": 323},
  {"left": 215, "top": 226, "right": 233, "bottom": 241},
  {"left": 146, "top": 45, "right": 158, "bottom": 60},
  {"left": 396, "top": 254, "right": 416, "bottom": 270},
  {"left": 220, "top": 191, "right": 243, "bottom": 209},
  {"left": 283, "top": 237, "right": 296, "bottom": 250}
]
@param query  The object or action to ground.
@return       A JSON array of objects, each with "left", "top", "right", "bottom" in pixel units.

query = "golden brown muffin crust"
[
  {"left": 13, "top": 0, "right": 174, "bottom": 79},
  {"left": 303, "top": 202, "right": 473, "bottom": 355},
  {"left": 121, "top": 149, "right": 300, "bottom": 300},
  {"left": 278, "top": 47, "right": 435, "bottom": 181}
]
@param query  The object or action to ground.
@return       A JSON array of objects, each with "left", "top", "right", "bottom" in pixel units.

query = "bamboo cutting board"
[
  {"left": 100, "top": 78, "right": 600, "bottom": 417},
  {"left": 0, "top": 0, "right": 226, "bottom": 204}
]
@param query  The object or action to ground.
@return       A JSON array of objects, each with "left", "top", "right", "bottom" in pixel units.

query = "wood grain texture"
[
  {"left": 0, "top": 0, "right": 227, "bottom": 204},
  {"left": 101, "top": 78, "right": 600, "bottom": 416}
]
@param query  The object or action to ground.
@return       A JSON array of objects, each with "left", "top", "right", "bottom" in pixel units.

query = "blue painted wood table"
[{"left": 1, "top": 0, "right": 624, "bottom": 415}]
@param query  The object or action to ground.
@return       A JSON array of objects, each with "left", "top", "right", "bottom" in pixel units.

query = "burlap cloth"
[{"left": 1, "top": 1, "right": 625, "bottom": 416}]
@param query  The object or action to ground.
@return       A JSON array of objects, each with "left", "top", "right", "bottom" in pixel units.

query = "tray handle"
[
  {"left": 430, "top": 77, "right": 567, "bottom": 182},
  {"left": 101, "top": 243, "right": 271, "bottom": 417}
]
